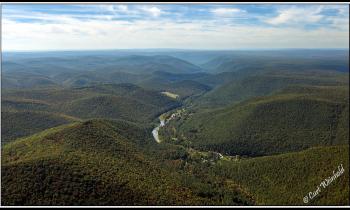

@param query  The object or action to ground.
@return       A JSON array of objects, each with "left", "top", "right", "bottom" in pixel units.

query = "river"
[
  {"left": 152, "top": 109, "right": 184, "bottom": 143},
  {"left": 152, "top": 118, "right": 165, "bottom": 143}
]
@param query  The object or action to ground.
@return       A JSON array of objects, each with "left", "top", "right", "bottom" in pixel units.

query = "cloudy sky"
[{"left": 2, "top": 3, "right": 349, "bottom": 51}]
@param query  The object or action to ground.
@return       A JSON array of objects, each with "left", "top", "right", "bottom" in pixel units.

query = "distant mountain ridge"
[{"left": 2, "top": 49, "right": 349, "bottom": 206}]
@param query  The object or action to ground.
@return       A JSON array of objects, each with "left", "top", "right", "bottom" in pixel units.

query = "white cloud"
[
  {"left": 2, "top": 15, "right": 349, "bottom": 51},
  {"left": 99, "top": 4, "right": 131, "bottom": 14},
  {"left": 328, "top": 16, "right": 349, "bottom": 31},
  {"left": 211, "top": 8, "right": 245, "bottom": 17},
  {"left": 265, "top": 6, "right": 324, "bottom": 25},
  {"left": 140, "top": 6, "right": 163, "bottom": 17},
  {"left": 98, "top": 5, "right": 163, "bottom": 18},
  {"left": 2, "top": 5, "right": 349, "bottom": 51}
]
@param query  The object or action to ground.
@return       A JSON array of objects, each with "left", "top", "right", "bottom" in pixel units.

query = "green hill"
[
  {"left": 100, "top": 55, "right": 203, "bottom": 74},
  {"left": 2, "top": 71, "right": 59, "bottom": 90},
  {"left": 1, "top": 120, "right": 254, "bottom": 206},
  {"left": 1, "top": 110, "right": 78, "bottom": 145},
  {"left": 201, "top": 50, "right": 349, "bottom": 74},
  {"left": 196, "top": 70, "right": 349, "bottom": 108},
  {"left": 2, "top": 98, "right": 52, "bottom": 112},
  {"left": 2, "top": 50, "right": 349, "bottom": 206},
  {"left": 2, "top": 84, "right": 180, "bottom": 124},
  {"left": 2, "top": 55, "right": 204, "bottom": 90},
  {"left": 60, "top": 71, "right": 148, "bottom": 88},
  {"left": 209, "top": 145, "right": 349, "bottom": 205},
  {"left": 160, "top": 85, "right": 349, "bottom": 156},
  {"left": 61, "top": 95, "right": 165, "bottom": 123}
]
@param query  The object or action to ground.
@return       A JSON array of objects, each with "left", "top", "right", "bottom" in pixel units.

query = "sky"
[{"left": 2, "top": 3, "right": 349, "bottom": 51}]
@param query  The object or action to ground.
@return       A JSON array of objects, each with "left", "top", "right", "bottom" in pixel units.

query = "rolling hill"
[
  {"left": 1, "top": 83, "right": 181, "bottom": 147},
  {"left": 2, "top": 49, "right": 349, "bottom": 206},
  {"left": 1, "top": 119, "right": 255, "bottom": 206},
  {"left": 201, "top": 50, "right": 349, "bottom": 73},
  {"left": 195, "top": 70, "right": 349, "bottom": 108},
  {"left": 2, "top": 83, "right": 181, "bottom": 124},
  {"left": 208, "top": 145, "right": 349, "bottom": 205},
  {"left": 2, "top": 71, "right": 59, "bottom": 90},
  {"left": 1, "top": 110, "right": 78, "bottom": 145},
  {"left": 2, "top": 54, "right": 204, "bottom": 90},
  {"left": 160, "top": 85, "right": 349, "bottom": 156}
]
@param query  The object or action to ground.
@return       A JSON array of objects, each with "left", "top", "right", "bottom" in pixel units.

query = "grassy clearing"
[{"left": 161, "top": 91, "right": 179, "bottom": 99}]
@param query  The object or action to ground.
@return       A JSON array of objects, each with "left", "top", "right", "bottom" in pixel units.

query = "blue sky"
[{"left": 2, "top": 3, "right": 349, "bottom": 51}]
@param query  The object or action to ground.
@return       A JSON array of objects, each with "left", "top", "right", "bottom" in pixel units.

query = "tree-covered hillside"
[
  {"left": 161, "top": 85, "right": 349, "bottom": 156},
  {"left": 2, "top": 83, "right": 180, "bottom": 124},
  {"left": 2, "top": 49, "right": 349, "bottom": 206},
  {"left": 1, "top": 120, "right": 254, "bottom": 206},
  {"left": 198, "top": 145, "right": 349, "bottom": 205},
  {"left": 1, "top": 110, "right": 78, "bottom": 145},
  {"left": 195, "top": 70, "right": 349, "bottom": 108}
]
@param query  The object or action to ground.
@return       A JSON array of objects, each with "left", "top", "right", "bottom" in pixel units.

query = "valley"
[{"left": 1, "top": 49, "right": 349, "bottom": 206}]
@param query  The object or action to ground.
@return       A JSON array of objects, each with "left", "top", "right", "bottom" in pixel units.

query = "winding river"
[
  {"left": 152, "top": 109, "right": 184, "bottom": 143},
  {"left": 152, "top": 118, "right": 165, "bottom": 143}
]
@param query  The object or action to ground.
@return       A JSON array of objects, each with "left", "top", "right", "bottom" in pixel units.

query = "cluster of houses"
[{"left": 165, "top": 108, "right": 186, "bottom": 123}]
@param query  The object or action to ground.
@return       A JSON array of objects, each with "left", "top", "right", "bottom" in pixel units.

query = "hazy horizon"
[{"left": 3, "top": 48, "right": 350, "bottom": 53}]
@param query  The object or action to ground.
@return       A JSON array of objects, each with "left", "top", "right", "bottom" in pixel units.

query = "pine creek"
[
  {"left": 151, "top": 108, "right": 240, "bottom": 164},
  {"left": 152, "top": 108, "right": 184, "bottom": 143}
]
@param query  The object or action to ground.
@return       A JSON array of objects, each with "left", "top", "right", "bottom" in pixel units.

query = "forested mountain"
[
  {"left": 161, "top": 84, "right": 349, "bottom": 156},
  {"left": 195, "top": 70, "right": 349, "bottom": 108},
  {"left": 201, "top": 50, "right": 349, "bottom": 73},
  {"left": 2, "top": 49, "right": 349, "bottom": 206},
  {"left": 210, "top": 145, "right": 349, "bottom": 205},
  {"left": 2, "top": 54, "right": 204, "bottom": 89},
  {"left": 2, "top": 119, "right": 254, "bottom": 206},
  {"left": 2, "top": 83, "right": 180, "bottom": 144},
  {"left": 1, "top": 110, "right": 77, "bottom": 145}
]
